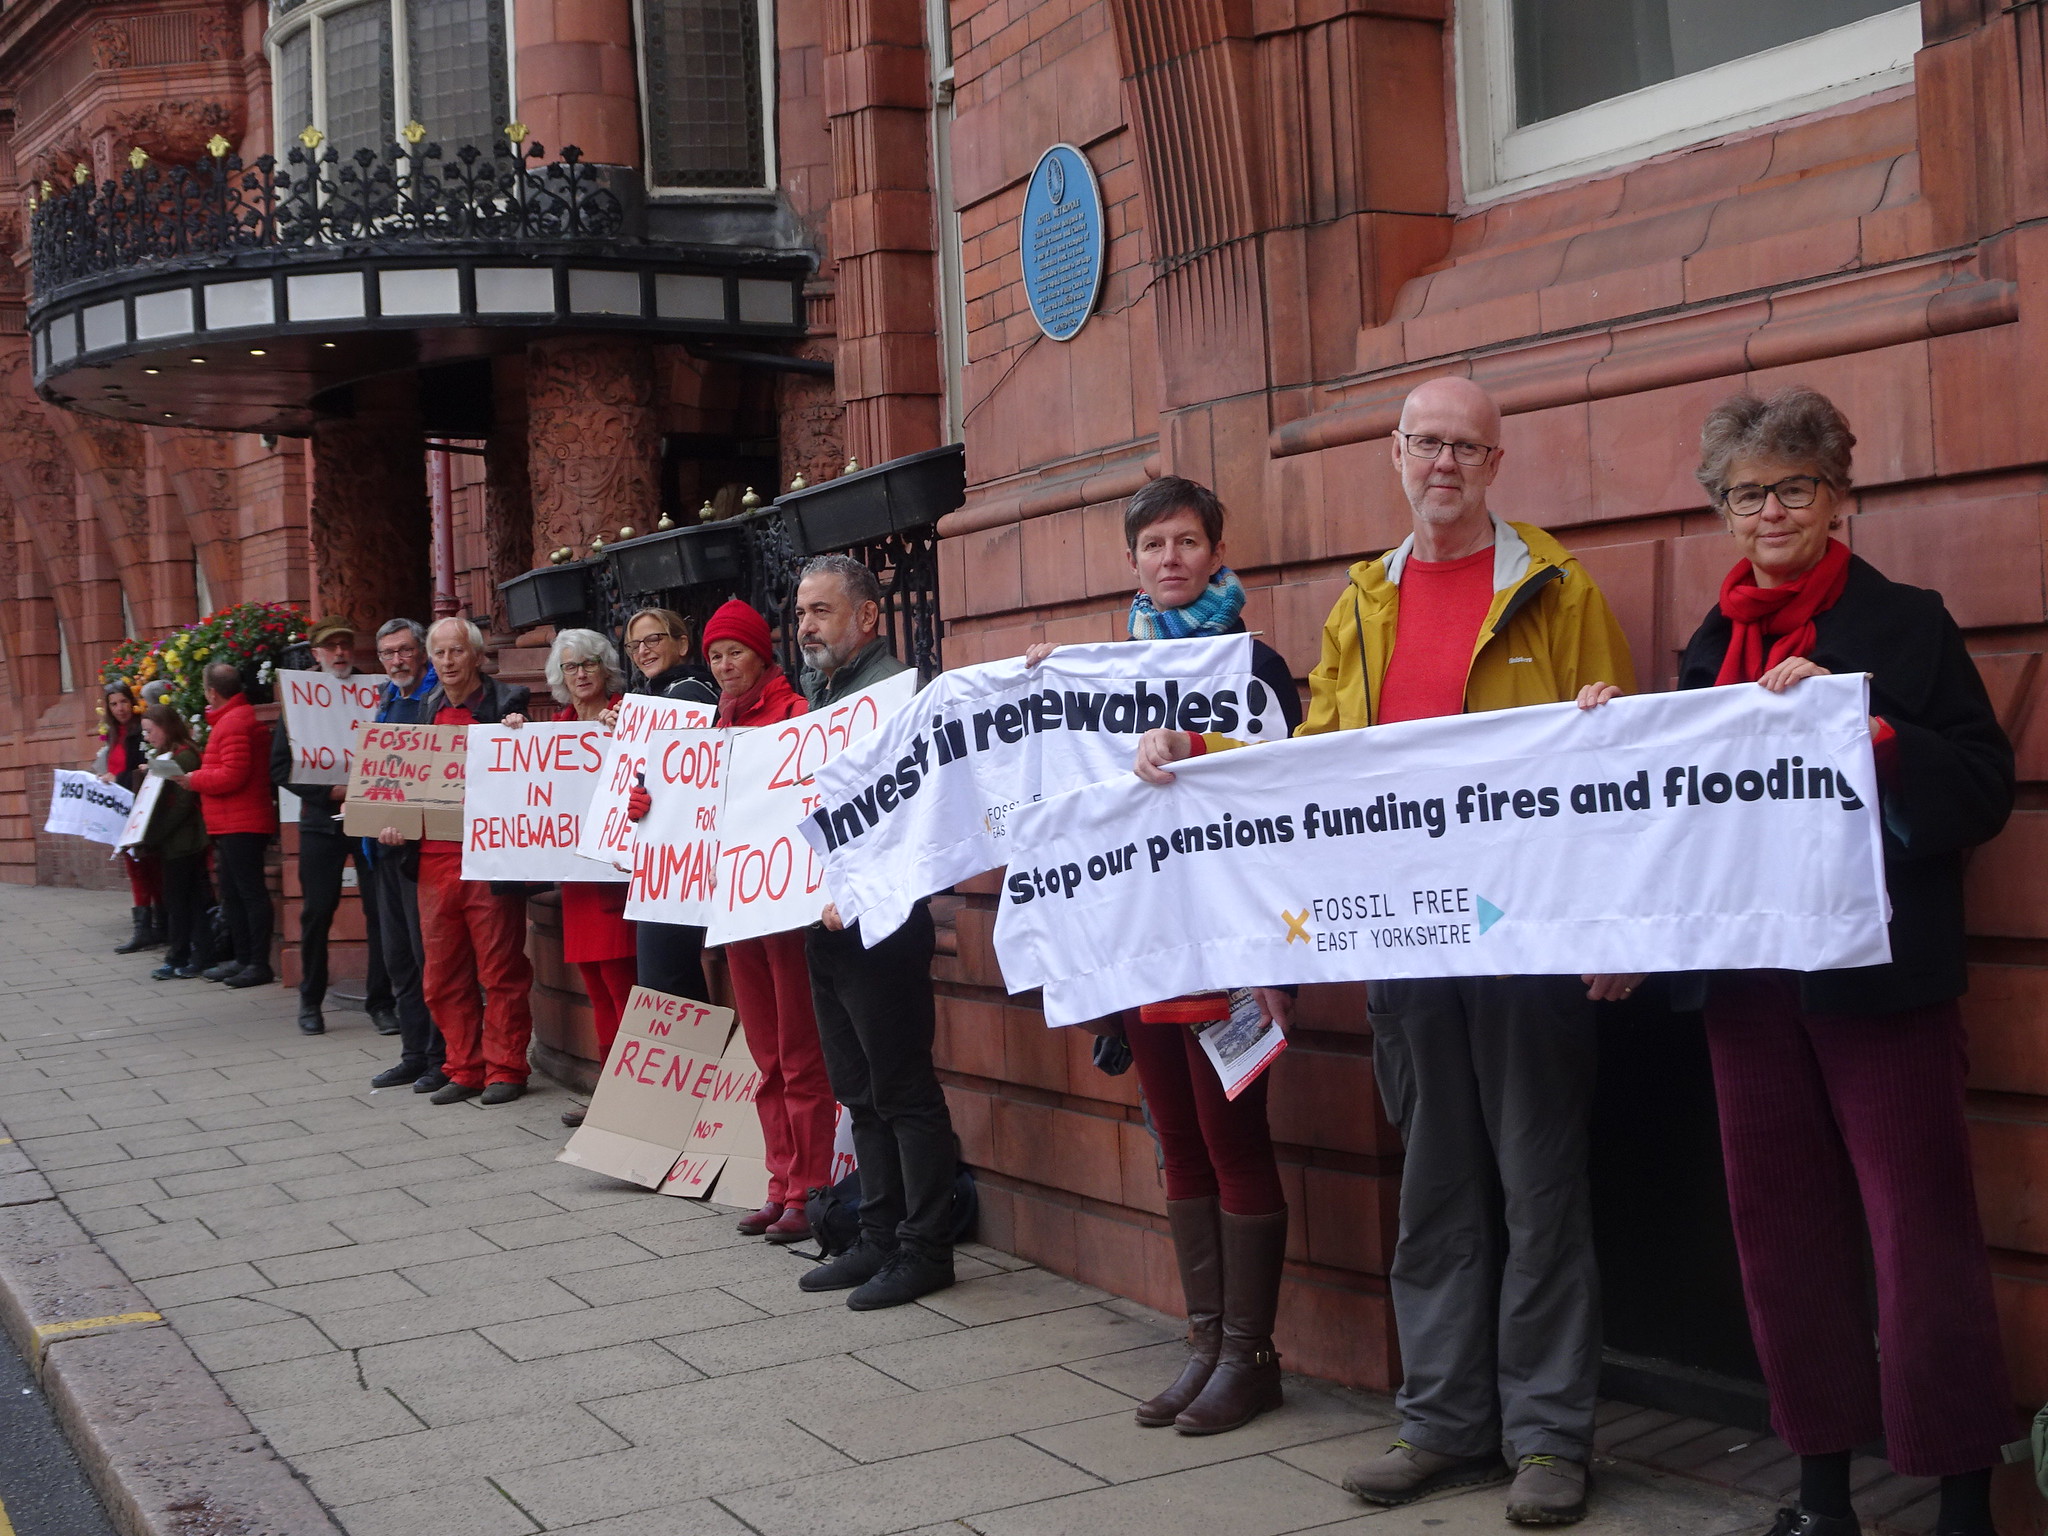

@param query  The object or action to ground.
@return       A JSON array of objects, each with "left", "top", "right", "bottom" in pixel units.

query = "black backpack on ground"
[{"left": 801, "top": 1162, "right": 980, "bottom": 1259}]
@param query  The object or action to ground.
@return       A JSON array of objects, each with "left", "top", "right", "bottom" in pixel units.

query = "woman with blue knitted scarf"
[{"left": 1027, "top": 476, "right": 1301, "bottom": 1437}]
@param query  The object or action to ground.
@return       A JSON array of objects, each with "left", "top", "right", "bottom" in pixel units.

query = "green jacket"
[
  {"left": 140, "top": 746, "right": 208, "bottom": 862},
  {"left": 801, "top": 637, "right": 908, "bottom": 708}
]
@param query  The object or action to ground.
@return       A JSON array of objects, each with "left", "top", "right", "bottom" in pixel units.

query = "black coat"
[
  {"left": 419, "top": 672, "right": 530, "bottom": 725},
  {"left": 631, "top": 660, "right": 719, "bottom": 708},
  {"left": 1676, "top": 553, "right": 2013, "bottom": 1015}
]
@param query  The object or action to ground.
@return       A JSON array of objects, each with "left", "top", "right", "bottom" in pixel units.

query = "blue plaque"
[{"left": 1020, "top": 143, "right": 1106, "bottom": 343}]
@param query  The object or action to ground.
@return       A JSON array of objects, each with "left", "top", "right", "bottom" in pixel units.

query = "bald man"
[{"left": 1141, "top": 377, "right": 1636, "bottom": 1523}]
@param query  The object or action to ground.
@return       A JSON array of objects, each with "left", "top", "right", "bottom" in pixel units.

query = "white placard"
[
  {"left": 45, "top": 770, "right": 133, "bottom": 845},
  {"left": 800, "top": 637, "right": 1288, "bottom": 942},
  {"left": 461, "top": 721, "right": 625, "bottom": 883},
  {"left": 115, "top": 773, "right": 166, "bottom": 851},
  {"left": 624, "top": 729, "right": 737, "bottom": 925},
  {"left": 577, "top": 693, "right": 718, "bottom": 874},
  {"left": 277, "top": 670, "right": 391, "bottom": 785},
  {"left": 994, "top": 676, "right": 1892, "bottom": 1024}
]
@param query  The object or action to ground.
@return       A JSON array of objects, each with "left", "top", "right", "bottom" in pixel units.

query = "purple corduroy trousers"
[{"left": 1703, "top": 972, "right": 2016, "bottom": 1477}]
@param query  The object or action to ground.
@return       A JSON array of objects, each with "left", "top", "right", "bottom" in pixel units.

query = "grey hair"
[
  {"left": 427, "top": 616, "right": 485, "bottom": 653},
  {"left": 798, "top": 554, "right": 883, "bottom": 611},
  {"left": 1696, "top": 386, "right": 1857, "bottom": 503},
  {"left": 546, "top": 627, "right": 625, "bottom": 704},
  {"left": 376, "top": 617, "right": 427, "bottom": 648}
]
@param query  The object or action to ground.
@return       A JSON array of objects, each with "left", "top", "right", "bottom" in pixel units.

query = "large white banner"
[
  {"left": 45, "top": 770, "right": 133, "bottom": 845},
  {"left": 801, "top": 637, "right": 1290, "bottom": 942},
  {"left": 578, "top": 693, "right": 719, "bottom": 873},
  {"left": 994, "top": 676, "right": 1891, "bottom": 1024},
  {"left": 622, "top": 672, "right": 917, "bottom": 942},
  {"left": 278, "top": 670, "right": 390, "bottom": 786},
  {"left": 462, "top": 722, "right": 625, "bottom": 883}
]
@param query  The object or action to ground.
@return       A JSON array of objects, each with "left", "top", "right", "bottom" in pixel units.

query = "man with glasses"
[
  {"left": 364, "top": 618, "right": 448, "bottom": 1094},
  {"left": 1138, "top": 377, "right": 1635, "bottom": 1524}
]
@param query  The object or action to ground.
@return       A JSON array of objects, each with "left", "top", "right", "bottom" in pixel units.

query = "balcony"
[{"left": 26, "top": 137, "right": 812, "bottom": 435}]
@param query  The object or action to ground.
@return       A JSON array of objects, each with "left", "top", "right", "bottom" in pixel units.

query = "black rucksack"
[{"left": 801, "top": 1163, "right": 980, "bottom": 1259}]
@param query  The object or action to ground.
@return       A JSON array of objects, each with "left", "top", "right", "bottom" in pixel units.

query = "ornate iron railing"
[{"left": 29, "top": 137, "right": 627, "bottom": 294}]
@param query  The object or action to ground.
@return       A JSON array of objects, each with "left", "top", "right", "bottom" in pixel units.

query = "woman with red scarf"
[
  {"left": 703, "top": 599, "right": 836, "bottom": 1243},
  {"left": 1585, "top": 387, "right": 2016, "bottom": 1536},
  {"left": 97, "top": 682, "right": 164, "bottom": 953}
]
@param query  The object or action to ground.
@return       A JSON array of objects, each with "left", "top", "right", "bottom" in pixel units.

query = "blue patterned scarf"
[{"left": 1128, "top": 567, "right": 1247, "bottom": 640}]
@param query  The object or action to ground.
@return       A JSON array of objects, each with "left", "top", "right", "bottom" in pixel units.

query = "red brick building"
[{"left": 0, "top": 1, "right": 2042, "bottom": 1517}]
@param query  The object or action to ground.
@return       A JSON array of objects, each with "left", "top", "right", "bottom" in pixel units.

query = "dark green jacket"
[
  {"left": 140, "top": 746, "right": 208, "bottom": 862},
  {"left": 800, "top": 638, "right": 908, "bottom": 708}
]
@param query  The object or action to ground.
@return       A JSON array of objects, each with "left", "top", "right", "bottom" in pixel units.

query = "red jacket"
[
  {"left": 185, "top": 695, "right": 278, "bottom": 835},
  {"left": 716, "top": 666, "right": 806, "bottom": 727}
]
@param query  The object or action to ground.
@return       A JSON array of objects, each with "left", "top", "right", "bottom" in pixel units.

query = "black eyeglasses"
[
  {"left": 1398, "top": 432, "right": 1497, "bottom": 467},
  {"left": 1721, "top": 476, "right": 1822, "bottom": 517}
]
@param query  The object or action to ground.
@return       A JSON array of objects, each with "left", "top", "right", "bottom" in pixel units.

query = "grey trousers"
[{"left": 1368, "top": 974, "right": 1600, "bottom": 1461}]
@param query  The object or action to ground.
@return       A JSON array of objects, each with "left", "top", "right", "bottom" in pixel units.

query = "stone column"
[
  {"left": 308, "top": 381, "right": 431, "bottom": 630},
  {"left": 525, "top": 336, "right": 660, "bottom": 560}
]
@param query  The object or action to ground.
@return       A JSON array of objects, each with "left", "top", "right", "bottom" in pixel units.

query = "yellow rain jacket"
[{"left": 1208, "top": 516, "right": 1636, "bottom": 750}]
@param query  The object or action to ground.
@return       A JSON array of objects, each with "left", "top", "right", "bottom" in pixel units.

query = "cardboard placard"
[
  {"left": 278, "top": 671, "right": 391, "bottom": 785},
  {"left": 556, "top": 987, "right": 735, "bottom": 1188},
  {"left": 339, "top": 719, "right": 470, "bottom": 842},
  {"left": 623, "top": 728, "right": 734, "bottom": 926},
  {"left": 659, "top": 1028, "right": 769, "bottom": 1208},
  {"left": 578, "top": 694, "right": 718, "bottom": 873},
  {"left": 462, "top": 722, "right": 625, "bottom": 883},
  {"left": 114, "top": 773, "right": 165, "bottom": 851}
]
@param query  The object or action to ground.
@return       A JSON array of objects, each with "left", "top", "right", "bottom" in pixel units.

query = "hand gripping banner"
[{"left": 993, "top": 676, "right": 1891, "bottom": 1024}]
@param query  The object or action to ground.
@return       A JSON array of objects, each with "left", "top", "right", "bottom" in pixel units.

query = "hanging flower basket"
[{"left": 99, "top": 601, "right": 307, "bottom": 740}]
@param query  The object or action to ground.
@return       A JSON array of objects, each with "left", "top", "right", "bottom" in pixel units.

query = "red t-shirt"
[
  {"left": 1376, "top": 545, "right": 1496, "bottom": 725},
  {"left": 422, "top": 702, "right": 477, "bottom": 855}
]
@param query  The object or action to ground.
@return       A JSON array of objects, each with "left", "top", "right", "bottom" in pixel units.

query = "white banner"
[
  {"left": 801, "top": 637, "right": 1289, "bottom": 942},
  {"left": 115, "top": 773, "right": 165, "bottom": 851},
  {"left": 462, "top": 722, "right": 625, "bottom": 883},
  {"left": 45, "top": 770, "right": 133, "bottom": 845},
  {"left": 624, "top": 729, "right": 735, "bottom": 925},
  {"left": 994, "top": 676, "right": 1891, "bottom": 1024},
  {"left": 619, "top": 673, "right": 918, "bottom": 941},
  {"left": 278, "top": 671, "right": 390, "bottom": 786},
  {"left": 578, "top": 693, "right": 718, "bottom": 874}
]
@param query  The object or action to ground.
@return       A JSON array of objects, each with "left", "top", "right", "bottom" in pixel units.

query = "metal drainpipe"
[{"left": 428, "top": 443, "right": 458, "bottom": 618}]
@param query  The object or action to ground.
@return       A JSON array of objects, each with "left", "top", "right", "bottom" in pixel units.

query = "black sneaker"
[
  {"left": 370, "top": 1062, "right": 423, "bottom": 1089},
  {"left": 847, "top": 1248, "right": 954, "bottom": 1311},
  {"left": 368, "top": 1007, "right": 402, "bottom": 1036},
  {"left": 413, "top": 1071, "right": 449, "bottom": 1094},
  {"left": 224, "top": 966, "right": 276, "bottom": 989},
  {"left": 201, "top": 961, "right": 242, "bottom": 983},
  {"left": 479, "top": 1082, "right": 525, "bottom": 1106},
  {"left": 798, "top": 1237, "right": 898, "bottom": 1293},
  {"left": 430, "top": 1081, "right": 481, "bottom": 1105},
  {"left": 1765, "top": 1509, "right": 1861, "bottom": 1536}
]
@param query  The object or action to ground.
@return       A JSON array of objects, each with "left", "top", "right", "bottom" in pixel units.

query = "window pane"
[
  {"left": 1513, "top": 0, "right": 1903, "bottom": 125},
  {"left": 643, "top": 0, "right": 766, "bottom": 188},
  {"left": 406, "top": 0, "right": 509, "bottom": 147},
  {"left": 277, "top": 26, "right": 314, "bottom": 144},
  {"left": 324, "top": 0, "right": 395, "bottom": 162}
]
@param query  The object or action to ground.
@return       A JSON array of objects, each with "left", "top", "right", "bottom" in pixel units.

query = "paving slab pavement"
[{"left": 0, "top": 883, "right": 1830, "bottom": 1535}]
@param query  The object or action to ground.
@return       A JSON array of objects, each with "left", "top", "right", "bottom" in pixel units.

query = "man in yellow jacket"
[{"left": 1138, "top": 377, "right": 1635, "bottom": 1525}]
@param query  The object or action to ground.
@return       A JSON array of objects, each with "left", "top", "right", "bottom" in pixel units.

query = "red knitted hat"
[{"left": 701, "top": 599, "right": 774, "bottom": 662}]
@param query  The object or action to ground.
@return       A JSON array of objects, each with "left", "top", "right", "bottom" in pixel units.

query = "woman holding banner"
[
  {"left": 1582, "top": 387, "right": 2016, "bottom": 1536},
  {"left": 135, "top": 704, "right": 213, "bottom": 980},
  {"left": 613, "top": 607, "right": 722, "bottom": 1003},
  {"left": 701, "top": 598, "right": 835, "bottom": 1242},
  {"left": 503, "top": 630, "right": 639, "bottom": 1130},
  {"left": 1027, "top": 477, "right": 1301, "bottom": 1435},
  {"left": 97, "top": 682, "right": 164, "bottom": 954}
]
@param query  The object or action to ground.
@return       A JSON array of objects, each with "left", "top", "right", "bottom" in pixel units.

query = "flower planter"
[
  {"left": 776, "top": 443, "right": 966, "bottom": 556},
  {"left": 607, "top": 520, "right": 750, "bottom": 595},
  {"left": 499, "top": 560, "right": 598, "bottom": 632}
]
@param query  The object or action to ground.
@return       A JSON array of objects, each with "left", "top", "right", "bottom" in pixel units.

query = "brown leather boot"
[
  {"left": 1174, "top": 1208, "right": 1287, "bottom": 1435},
  {"left": 1135, "top": 1197, "right": 1223, "bottom": 1427}
]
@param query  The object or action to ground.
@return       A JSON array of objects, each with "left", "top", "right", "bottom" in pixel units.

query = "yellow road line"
[
  {"left": 0, "top": 1137, "right": 12, "bottom": 1146},
  {"left": 0, "top": 1490, "right": 16, "bottom": 1536},
  {"left": 30, "top": 1311, "right": 161, "bottom": 1363}
]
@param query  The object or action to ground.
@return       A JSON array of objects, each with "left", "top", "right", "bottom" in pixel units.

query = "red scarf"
[{"left": 1714, "top": 538, "right": 1852, "bottom": 686}]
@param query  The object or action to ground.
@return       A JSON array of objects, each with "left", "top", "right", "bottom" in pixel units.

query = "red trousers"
[
  {"left": 418, "top": 849, "right": 534, "bottom": 1088},
  {"left": 579, "top": 955, "right": 639, "bottom": 1062},
  {"left": 1704, "top": 973, "right": 2016, "bottom": 1477},
  {"left": 124, "top": 850, "right": 161, "bottom": 906},
  {"left": 1126, "top": 1018, "right": 1284, "bottom": 1215},
  {"left": 725, "top": 929, "right": 835, "bottom": 1206}
]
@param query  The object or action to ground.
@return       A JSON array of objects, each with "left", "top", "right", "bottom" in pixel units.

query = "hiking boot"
[
  {"left": 1764, "top": 1509, "right": 1861, "bottom": 1536},
  {"left": 1136, "top": 1197, "right": 1222, "bottom": 1428},
  {"left": 1506, "top": 1455, "right": 1589, "bottom": 1525},
  {"left": 430, "top": 1081, "right": 481, "bottom": 1105},
  {"left": 479, "top": 1082, "right": 525, "bottom": 1106},
  {"left": 1343, "top": 1439, "right": 1512, "bottom": 1506},
  {"left": 847, "top": 1248, "right": 954, "bottom": 1311},
  {"left": 799, "top": 1236, "right": 898, "bottom": 1293}
]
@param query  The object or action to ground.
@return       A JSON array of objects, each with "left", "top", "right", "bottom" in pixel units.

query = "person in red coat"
[
  {"left": 97, "top": 681, "right": 164, "bottom": 954},
  {"left": 153, "top": 662, "right": 277, "bottom": 988},
  {"left": 703, "top": 599, "right": 837, "bottom": 1242},
  {"left": 502, "top": 629, "right": 637, "bottom": 1130}
]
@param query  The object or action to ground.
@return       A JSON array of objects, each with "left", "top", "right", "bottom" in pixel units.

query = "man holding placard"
[
  {"left": 271, "top": 617, "right": 395, "bottom": 1037},
  {"left": 1137, "top": 379, "right": 1635, "bottom": 1524},
  {"left": 791, "top": 555, "right": 959, "bottom": 1311}
]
